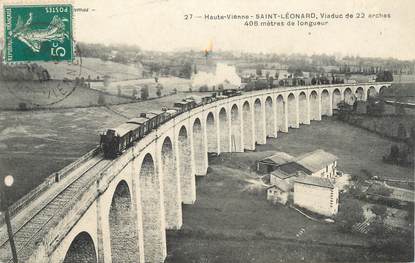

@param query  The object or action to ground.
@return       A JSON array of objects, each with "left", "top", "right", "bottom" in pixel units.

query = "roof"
[
  {"left": 295, "top": 149, "right": 338, "bottom": 173},
  {"left": 174, "top": 101, "right": 189, "bottom": 106},
  {"left": 260, "top": 152, "right": 294, "bottom": 166},
  {"left": 147, "top": 110, "right": 165, "bottom": 116},
  {"left": 268, "top": 181, "right": 290, "bottom": 192},
  {"left": 111, "top": 122, "right": 140, "bottom": 137},
  {"left": 278, "top": 162, "right": 312, "bottom": 176},
  {"left": 127, "top": 117, "right": 148, "bottom": 125},
  {"left": 143, "top": 112, "right": 159, "bottom": 119},
  {"left": 271, "top": 169, "right": 294, "bottom": 180},
  {"left": 294, "top": 176, "right": 335, "bottom": 189}
]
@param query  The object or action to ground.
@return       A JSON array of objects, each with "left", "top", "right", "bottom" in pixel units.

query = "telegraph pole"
[{"left": 0, "top": 175, "right": 18, "bottom": 263}]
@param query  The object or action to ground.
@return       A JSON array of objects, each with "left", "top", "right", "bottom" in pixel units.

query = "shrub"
[
  {"left": 18, "top": 102, "right": 28, "bottom": 110},
  {"left": 335, "top": 198, "right": 365, "bottom": 231}
]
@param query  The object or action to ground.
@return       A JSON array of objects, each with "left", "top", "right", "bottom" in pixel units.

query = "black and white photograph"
[{"left": 0, "top": 0, "right": 414, "bottom": 262}]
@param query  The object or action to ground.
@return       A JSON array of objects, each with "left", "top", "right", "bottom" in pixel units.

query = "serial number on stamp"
[{"left": 3, "top": 4, "right": 74, "bottom": 63}]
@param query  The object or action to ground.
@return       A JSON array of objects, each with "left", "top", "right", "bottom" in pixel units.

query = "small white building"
[
  {"left": 294, "top": 177, "right": 339, "bottom": 217},
  {"left": 267, "top": 183, "right": 289, "bottom": 205}
]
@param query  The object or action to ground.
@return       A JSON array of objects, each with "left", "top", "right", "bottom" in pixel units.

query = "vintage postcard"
[{"left": 0, "top": 0, "right": 414, "bottom": 262}]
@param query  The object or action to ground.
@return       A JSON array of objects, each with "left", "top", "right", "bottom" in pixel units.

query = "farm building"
[
  {"left": 295, "top": 150, "right": 338, "bottom": 179},
  {"left": 257, "top": 152, "right": 294, "bottom": 174},
  {"left": 267, "top": 183, "right": 290, "bottom": 205},
  {"left": 294, "top": 177, "right": 339, "bottom": 217},
  {"left": 270, "top": 163, "right": 310, "bottom": 186},
  {"left": 259, "top": 149, "right": 338, "bottom": 178}
]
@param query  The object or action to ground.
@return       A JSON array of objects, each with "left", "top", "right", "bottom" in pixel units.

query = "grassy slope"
[
  {"left": 37, "top": 57, "right": 142, "bottom": 81},
  {"left": 0, "top": 80, "right": 134, "bottom": 110}
]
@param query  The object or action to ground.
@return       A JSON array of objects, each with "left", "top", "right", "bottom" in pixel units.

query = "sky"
[{"left": 2, "top": 0, "right": 415, "bottom": 60}]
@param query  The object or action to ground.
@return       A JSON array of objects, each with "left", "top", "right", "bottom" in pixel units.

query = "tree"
[
  {"left": 371, "top": 205, "right": 388, "bottom": 220},
  {"left": 336, "top": 199, "right": 365, "bottom": 231},
  {"left": 274, "top": 71, "right": 279, "bottom": 79},
  {"left": 141, "top": 85, "right": 149, "bottom": 100},
  {"left": 179, "top": 62, "right": 193, "bottom": 79},
  {"left": 265, "top": 71, "right": 270, "bottom": 80},
  {"left": 256, "top": 67, "right": 262, "bottom": 77},
  {"left": 132, "top": 88, "right": 138, "bottom": 99},
  {"left": 367, "top": 216, "right": 387, "bottom": 237},
  {"left": 371, "top": 184, "right": 393, "bottom": 197},
  {"left": 269, "top": 76, "right": 274, "bottom": 88},
  {"left": 97, "top": 93, "right": 106, "bottom": 105}
]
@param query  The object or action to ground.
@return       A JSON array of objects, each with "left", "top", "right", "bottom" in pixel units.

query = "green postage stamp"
[{"left": 3, "top": 4, "right": 73, "bottom": 62}]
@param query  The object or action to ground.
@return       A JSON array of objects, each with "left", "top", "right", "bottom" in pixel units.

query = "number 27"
[{"left": 184, "top": 14, "right": 192, "bottom": 20}]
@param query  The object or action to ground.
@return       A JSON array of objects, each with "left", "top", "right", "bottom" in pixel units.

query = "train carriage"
[
  {"left": 101, "top": 88, "right": 245, "bottom": 159},
  {"left": 100, "top": 122, "right": 141, "bottom": 158},
  {"left": 127, "top": 117, "right": 149, "bottom": 135},
  {"left": 174, "top": 101, "right": 195, "bottom": 111},
  {"left": 146, "top": 110, "right": 169, "bottom": 128},
  {"left": 222, "top": 89, "right": 242, "bottom": 97}
]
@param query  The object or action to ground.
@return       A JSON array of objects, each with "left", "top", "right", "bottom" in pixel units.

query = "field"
[
  {"left": 0, "top": 80, "right": 133, "bottom": 110},
  {"left": 90, "top": 77, "right": 192, "bottom": 99},
  {"left": 38, "top": 57, "right": 142, "bottom": 81},
  {"left": 165, "top": 119, "right": 414, "bottom": 262},
  {"left": 0, "top": 93, "right": 192, "bottom": 203}
]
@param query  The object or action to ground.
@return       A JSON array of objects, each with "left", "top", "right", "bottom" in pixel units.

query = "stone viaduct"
[{"left": 3, "top": 83, "right": 390, "bottom": 263}]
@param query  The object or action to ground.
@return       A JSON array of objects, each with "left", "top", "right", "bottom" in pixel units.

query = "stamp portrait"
[{"left": 3, "top": 4, "right": 73, "bottom": 62}]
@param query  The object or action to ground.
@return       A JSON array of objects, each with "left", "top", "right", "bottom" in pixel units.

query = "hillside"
[
  {"left": 0, "top": 80, "right": 133, "bottom": 110},
  {"left": 37, "top": 57, "right": 143, "bottom": 81}
]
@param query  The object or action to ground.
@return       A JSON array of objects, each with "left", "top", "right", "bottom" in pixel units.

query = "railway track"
[{"left": 0, "top": 156, "right": 111, "bottom": 262}]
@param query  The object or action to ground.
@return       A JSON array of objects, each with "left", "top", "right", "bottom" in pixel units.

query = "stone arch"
[
  {"left": 332, "top": 89, "right": 341, "bottom": 109},
  {"left": 206, "top": 112, "right": 217, "bottom": 153},
  {"left": 160, "top": 136, "right": 181, "bottom": 229},
  {"left": 379, "top": 86, "right": 387, "bottom": 96},
  {"left": 276, "top": 95, "right": 286, "bottom": 131},
  {"left": 344, "top": 87, "right": 355, "bottom": 105},
  {"left": 109, "top": 180, "right": 139, "bottom": 262},
  {"left": 368, "top": 86, "right": 377, "bottom": 98},
  {"left": 178, "top": 126, "right": 195, "bottom": 204},
  {"left": 63, "top": 231, "right": 97, "bottom": 263},
  {"left": 265, "top": 97, "right": 275, "bottom": 137},
  {"left": 355, "top": 87, "right": 364, "bottom": 101},
  {"left": 287, "top": 93, "right": 298, "bottom": 128},
  {"left": 254, "top": 98, "right": 265, "bottom": 143},
  {"left": 231, "top": 104, "right": 242, "bottom": 152},
  {"left": 139, "top": 153, "right": 165, "bottom": 262},
  {"left": 298, "top": 92, "right": 308, "bottom": 124},
  {"left": 193, "top": 118, "right": 207, "bottom": 175},
  {"left": 242, "top": 101, "right": 254, "bottom": 150},
  {"left": 219, "top": 107, "right": 230, "bottom": 152},
  {"left": 321, "top": 89, "right": 331, "bottom": 116},
  {"left": 309, "top": 91, "right": 319, "bottom": 121}
]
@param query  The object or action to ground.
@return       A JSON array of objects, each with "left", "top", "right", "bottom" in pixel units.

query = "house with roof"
[
  {"left": 264, "top": 150, "right": 340, "bottom": 214},
  {"left": 267, "top": 183, "right": 290, "bottom": 205},
  {"left": 257, "top": 152, "right": 294, "bottom": 174},
  {"left": 294, "top": 176, "right": 339, "bottom": 217}
]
